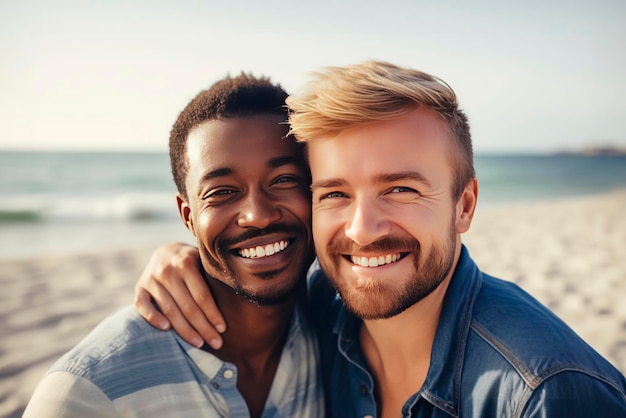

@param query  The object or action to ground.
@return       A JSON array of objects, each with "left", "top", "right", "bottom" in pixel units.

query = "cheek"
[
  {"left": 312, "top": 210, "right": 340, "bottom": 253},
  {"left": 295, "top": 193, "right": 313, "bottom": 222},
  {"left": 383, "top": 204, "right": 449, "bottom": 247},
  {"left": 285, "top": 194, "right": 312, "bottom": 228},
  {"left": 195, "top": 210, "right": 211, "bottom": 229},
  {"left": 193, "top": 211, "right": 221, "bottom": 244}
]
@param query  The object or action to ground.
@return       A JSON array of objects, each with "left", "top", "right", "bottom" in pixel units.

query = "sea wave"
[{"left": 0, "top": 192, "right": 179, "bottom": 223}]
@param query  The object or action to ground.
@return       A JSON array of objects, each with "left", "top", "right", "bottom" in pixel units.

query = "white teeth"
[
  {"left": 351, "top": 253, "right": 401, "bottom": 267},
  {"left": 239, "top": 240, "right": 290, "bottom": 259}
]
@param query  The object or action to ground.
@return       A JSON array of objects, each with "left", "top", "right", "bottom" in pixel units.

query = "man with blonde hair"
[{"left": 136, "top": 61, "right": 626, "bottom": 416}]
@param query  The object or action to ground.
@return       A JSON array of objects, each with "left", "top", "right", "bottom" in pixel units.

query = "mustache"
[
  {"left": 327, "top": 236, "right": 420, "bottom": 255},
  {"left": 220, "top": 223, "right": 307, "bottom": 249}
]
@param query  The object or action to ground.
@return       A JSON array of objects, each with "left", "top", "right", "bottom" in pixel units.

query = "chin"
[{"left": 240, "top": 286, "right": 297, "bottom": 306}]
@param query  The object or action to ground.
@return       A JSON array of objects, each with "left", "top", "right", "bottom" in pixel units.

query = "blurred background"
[
  {"left": 1, "top": 1, "right": 625, "bottom": 416},
  {"left": 1, "top": 0, "right": 625, "bottom": 259}
]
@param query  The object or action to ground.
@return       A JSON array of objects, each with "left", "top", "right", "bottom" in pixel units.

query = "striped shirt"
[{"left": 24, "top": 305, "right": 324, "bottom": 417}]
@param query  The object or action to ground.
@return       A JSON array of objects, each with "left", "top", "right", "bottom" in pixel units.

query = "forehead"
[
  {"left": 307, "top": 107, "right": 454, "bottom": 183},
  {"left": 186, "top": 115, "right": 298, "bottom": 171}
]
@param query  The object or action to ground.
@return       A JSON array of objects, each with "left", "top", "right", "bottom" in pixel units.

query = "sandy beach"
[{"left": 2, "top": 190, "right": 625, "bottom": 417}]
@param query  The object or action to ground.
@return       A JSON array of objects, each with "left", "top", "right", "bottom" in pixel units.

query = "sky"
[{"left": 1, "top": 0, "right": 625, "bottom": 153}]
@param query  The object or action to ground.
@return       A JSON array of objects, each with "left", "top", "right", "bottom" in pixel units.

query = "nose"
[
  {"left": 237, "top": 189, "right": 281, "bottom": 228},
  {"left": 344, "top": 197, "right": 391, "bottom": 246}
]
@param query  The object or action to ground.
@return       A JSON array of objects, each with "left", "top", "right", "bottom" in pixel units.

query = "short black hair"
[{"left": 169, "top": 73, "right": 289, "bottom": 198}]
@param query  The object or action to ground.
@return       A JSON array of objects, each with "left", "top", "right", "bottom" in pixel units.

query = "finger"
[
  {"left": 163, "top": 275, "right": 224, "bottom": 350},
  {"left": 185, "top": 269, "right": 227, "bottom": 334},
  {"left": 134, "top": 287, "right": 170, "bottom": 331},
  {"left": 143, "top": 280, "right": 205, "bottom": 349}
]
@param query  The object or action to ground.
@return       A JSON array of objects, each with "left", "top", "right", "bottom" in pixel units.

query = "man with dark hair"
[{"left": 24, "top": 74, "right": 323, "bottom": 418}]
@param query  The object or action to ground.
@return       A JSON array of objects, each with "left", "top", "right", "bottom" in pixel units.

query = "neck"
[
  {"left": 360, "top": 242, "right": 463, "bottom": 374},
  {"left": 204, "top": 278, "right": 301, "bottom": 363},
  {"left": 358, "top": 252, "right": 459, "bottom": 418},
  {"left": 202, "top": 277, "right": 302, "bottom": 418},
  {"left": 360, "top": 273, "right": 451, "bottom": 375}
]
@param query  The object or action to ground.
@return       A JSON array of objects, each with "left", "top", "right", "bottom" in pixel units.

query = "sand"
[{"left": 2, "top": 191, "right": 625, "bottom": 417}]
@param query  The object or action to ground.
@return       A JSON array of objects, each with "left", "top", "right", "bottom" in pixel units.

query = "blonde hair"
[{"left": 286, "top": 60, "right": 475, "bottom": 199}]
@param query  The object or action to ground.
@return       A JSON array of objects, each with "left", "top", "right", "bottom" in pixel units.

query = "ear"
[
  {"left": 176, "top": 194, "right": 196, "bottom": 237},
  {"left": 455, "top": 178, "right": 478, "bottom": 234}
]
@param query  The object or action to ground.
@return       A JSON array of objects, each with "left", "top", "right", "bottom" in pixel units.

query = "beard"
[
  {"left": 198, "top": 249, "right": 302, "bottom": 307},
  {"left": 318, "top": 224, "right": 457, "bottom": 320},
  {"left": 222, "top": 266, "right": 299, "bottom": 306},
  {"left": 198, "top": 223, "right": 313, "bottom": 307}
]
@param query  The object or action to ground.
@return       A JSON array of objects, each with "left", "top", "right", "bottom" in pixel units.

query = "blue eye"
[
  {"left": 390, "top": 186, "right": 418, "bottom": 194},
  {"left": 320, "top": 191, "right": 346, "bottom": 200}
]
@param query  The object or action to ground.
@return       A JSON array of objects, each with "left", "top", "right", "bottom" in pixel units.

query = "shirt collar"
[
  {"left": 421, "top": 245, "right": 482, "bottom": 412},
  {"left": 177, "top": 302, "right": 306, "bottom": 378}
]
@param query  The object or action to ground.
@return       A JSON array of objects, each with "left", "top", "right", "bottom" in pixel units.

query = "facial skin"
[
  {"left": 309, "top": 107, "right": 473, "bottom": 319},
  {"left": 178, "top": 114, "right": 314, "bottom": 305}
]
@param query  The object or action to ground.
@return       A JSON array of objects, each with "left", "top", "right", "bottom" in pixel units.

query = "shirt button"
[
  {"left": 360, "top": 385, "right": 368, "bottom": 395},
  {"left": 223, "top": 369, "right": 234, "bottom": 379}
]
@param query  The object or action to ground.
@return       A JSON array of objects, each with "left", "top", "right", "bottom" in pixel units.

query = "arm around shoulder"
[
  {"left": 133, "top": 242, "right": 226, "bottom": 349},
  {"left": 23, "top": 371, "right": 118, "bottom": 418}
]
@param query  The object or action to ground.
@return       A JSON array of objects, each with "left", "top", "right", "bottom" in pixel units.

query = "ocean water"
[{"left": 2, "top": 151, "right": 626, "bottom": 259}]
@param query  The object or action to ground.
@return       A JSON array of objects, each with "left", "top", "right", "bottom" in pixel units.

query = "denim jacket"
[{"left": 308, "top": 246, "right": 626, "bottom": 417}]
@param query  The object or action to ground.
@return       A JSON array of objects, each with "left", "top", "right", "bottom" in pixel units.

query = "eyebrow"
[
  {"left": 311, "top": 171, "right": 431, "bottom": 190},
  {"left": 199, "top": 155, "right": 304, "bottom": 183},
  {"left": 200, "top": 167, "right": 233, "bottom": 183},
  {"left": 374, "top": 171, "right": 431, "bottom": 187},
  {"left": 268, "top": 156, "right": 303, "bottom": 170}
]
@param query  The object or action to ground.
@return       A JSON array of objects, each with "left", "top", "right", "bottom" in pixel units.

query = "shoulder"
[
  {"left": 520, "top": 370, "right": 626, "bottom": 416},
  {"left": 44, "top": 305, "right": 191, "bottom": 399},
  {"left": 467, "top": 274, "right": 626, "bottom": 402},
  {"left": 24, "top": 370, "right": 116, "bottom": 418},
  {"left": 51, "top": 306, "right": 172, "bottom": 371}
]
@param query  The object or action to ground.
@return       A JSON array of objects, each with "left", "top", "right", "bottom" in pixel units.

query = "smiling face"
[
  {"left": 178, "top": 114, "right": 314, "bottom": 305},
  {"left": 308, "top": 107, "right": 476, "bottom": 319}
]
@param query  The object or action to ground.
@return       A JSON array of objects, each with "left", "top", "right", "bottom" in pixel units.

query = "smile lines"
[
  {"left": 239, "top": 240, "right": 290, "bottom": 259},
  {"left": 351, "top": 253, "right": 404, "bottom": 267}
]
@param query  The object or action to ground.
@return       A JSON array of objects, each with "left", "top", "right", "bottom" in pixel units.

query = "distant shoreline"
[{"left": 552, "top": 145, "right": 626, "bottom": 157}]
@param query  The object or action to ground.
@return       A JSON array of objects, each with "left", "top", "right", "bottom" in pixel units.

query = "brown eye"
[
  {"left": 274, "top": 175, "right": 296, "bottom": 184},
  {"left": 204, "top": 188, "right": 237, "bottom": 201},
  {"left": 272, "top": 174, "right": 303, "bottom": 188}
]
